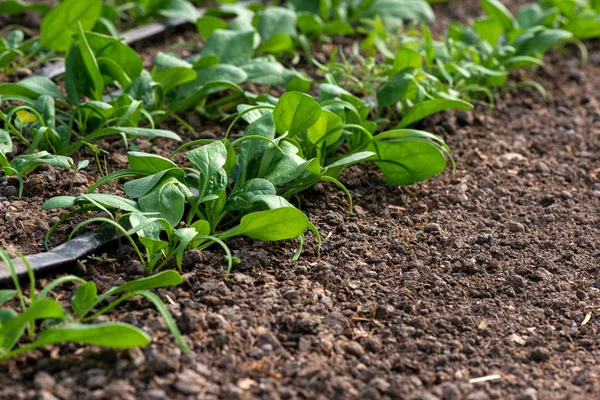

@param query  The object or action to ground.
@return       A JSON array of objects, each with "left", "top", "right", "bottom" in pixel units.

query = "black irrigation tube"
[
  {"left": 0, "top": 225, "right": 118, "bottom": 283},
  {"left": 0, "top": 12, "right": 208, "bottom": 283}
]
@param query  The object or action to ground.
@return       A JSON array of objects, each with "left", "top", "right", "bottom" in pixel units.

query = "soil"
[{"left": 2, "top": 1, "right": 600, "bottom": 399}]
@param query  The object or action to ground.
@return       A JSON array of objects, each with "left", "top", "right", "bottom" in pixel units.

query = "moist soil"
[{"left": 2, "top": 1, "right": 600, "bottom": 400}]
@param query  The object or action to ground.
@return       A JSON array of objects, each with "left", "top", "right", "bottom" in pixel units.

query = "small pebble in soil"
[
  {"left": 507, "top": 221, "right": 525, "bottom": 233},
  {"left": 456, "top": 110, "right": 474, "bottom": 126},
  {"left": 34, "top": 372, "right": 55, "bottom": 390},
  {"left": 480, "top": 180, "right": 495, "bottom": 189},
  {"left": 369, "top": 377, "right": 390, "bottom": 393},
  {"left": 411, "top": 393, "right": 440, "bottom": 400},
  {"left": 174, "top": 369, "right": 206, "bottom": 395},
  {"left": 15, "top": 67, "right": 33, "bottom": 77},
  {"left": 321, "top": 243, "right": 334, "bottom": 252},
  {"left": 540, "top": 194, "right": 555, "bottom": 206},
  {"left": 403, "top": 270, "right": 421, "bottom": 282},
  {"left": 126, "top": 261, "right": 145, "bottom": 276},
  {"left": 424, "top": 223, "right": 441, "bottom": 233},
  {"left": 465, "top": 391, "right": 490, "bottom": 400},
  {"left": 343, "top": 341, "right": 365, "bottom": 357},
  {"left": 375, "top": 304, "right": 393, "bottom": 319},
  {"left": 476, "top": 234, "right": 492, "bottom": 245},
  {"left": 560, "top": 190, "right": 573, "bottom": 200},
  {"left": 516, "top": 387, "right": 538, "bottom": 400},
  {"left": 442, "top": 384, "right": 460, "bottom": 400},
  {"left": 534, "top": 161, "right": 550, "bottom": 173},
  {"left": 143, "top": 389, "right": 167, "bottom": 400},
  {"left": 529, "top": 347, "right": 551, "bottom": 362},
  {"left": 72, "top": 173, "right": 89, "bottom": 186},
  {"left": 85, "top": 373, "right": 107, "bottom": 389}
]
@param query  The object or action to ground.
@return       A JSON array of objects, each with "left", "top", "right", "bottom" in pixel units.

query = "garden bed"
[{"left": 2, "top": 0, "right": 600, "bottom": 399}]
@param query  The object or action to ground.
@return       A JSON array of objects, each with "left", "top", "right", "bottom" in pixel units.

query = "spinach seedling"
[{"left": 0, "top": 249, "right": 189, "bottom": 362}]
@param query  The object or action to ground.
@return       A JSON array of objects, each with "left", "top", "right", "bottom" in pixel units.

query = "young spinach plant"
[{"left": 0, "top": 249, "right": 189, "bottom": 362}]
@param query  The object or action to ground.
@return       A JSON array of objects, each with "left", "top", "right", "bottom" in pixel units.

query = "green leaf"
[
  {"left": 154, "top": 67, "right": 196, "bottom": 93},
  {"left": 396, "top": 98, "right": 473, "bottom": 128},
  {"left": 0, "top": 130, "right": 13, "bottom": 154},
  {"left": 173, "top": 228, "right": 198, "bottom": 269},
  {"left": 172, "top": 65, "right": 246, "bottom": 113},
  {"left": 80, "top": 101, "right": 114, "bottom": 120},
  {"left": 361, "top": 0, "right": 434, "bottom": 23},
  {"left": 79, "top": 193, "right": 140, "bottom": 212},
  {"left": 0, "top": 309, "right": 18, "bottom": 325},
  {"left": 124, "top": 169, "right": 183, "bottom": 199},
  {"left": 285, "top": 73, "right": 312, "bottom": 93},
  {"left": 503, "top": 56, "right": 544, "bottom": 70},
  {"left": 201, "top": 29, "right": 255, "bottom": 65},
  {"left": 306, "top": 109, "right": 343, "bottom": 145},
  {"left": 0, "top": 1, "right": 49, "bottom": 15},
  {"left": 377, "top": 69, "right": 416, "bottom": 109},
  {"left": 273, "top": 91, "right": 321, "bottom": 136},
  {"left": 34, "top": 322, "right": 150, "bottom": 348},
  {"left": 368, "top": 129, "right": 451, "bottom": 185},
  {"left": 11, "top": 152, "right": 73, "bottom": 174},
  {"left": 157, "top": 0, "right": 198, "bottom": 22},
  {"left": 127, "top": 71, "right": 156, "bottom": 109},
  {"left": 42, "top": 196, "right": 77, "bottom": 210},
  {"left": 234, "top": 207, "right": 309, "bottom": 241},
  {"left": 323, "top": 21, "right": 354, "bottom": 35},
  {"left": 226, "top": 179, "right": 277, "bottom": 211},
  {"left": 154, "top": 52, "right": 192, "bottom": 71},
  {"left": 71, "top": 282, "right": 98, "bottom": 319},
  {"left": 563, "top": 16, "right": 600, "bottom": 39},
  {"left": 196, "top": 16, "right": 228, "bottom": 39},
  {"left": 265, "top": 154, "right": 320, "bottom": 186},
  {"left": 87, "top": 127, "right": 181, "bottom": 143},
  {"left": 85, "top": 32, "right": 143, "bottom": 84},
  {"left": 297, "top": 13, "right": 324, "bottom": 37},
  {"left": 286, "top": 0, "right": 320, "bottom": 14},
  {"left": 186, "top": 141, "right": 228, "bottom": 196},
  {"left": 138, "top": 178, "right": 186, "bottom": 226},
  {"left": 515, "top": 4, "right": 553, "bottom": 30},
  {"left": 514, "top": 28, "right": 573, "bottom": 57},
  {"left": 127, "top": 152, "right": 178, "bottom": 174},
  {"left": 249, "top": 194, "right": 294, "bottom": 210},
  {"left": 392, "top": 47, "right": 423, "bottom": 74},
  {"left": 238, "top": 112, "right": 276, "bottom": 174},
  {"left": 1, "top": 298, "right": 64, "bottom": 349},
  {"left": 40, "top": 0, "right": 102, "bottom": 51},
  {"left": 473, "top": 17, "right": 504, "bottom": 45},
  {"left": 102, "top": 270, "right": 183, "bottom": 299},
  {"left": 258, "top": 6, "right": 297, "bottom": 42},
  {"left": 481, "top": 0, "right": 515, "bottom": 31},
  {"left": 191, "top": 220, "right": 210, "bottom": 236},
  {"left": 33, "top": 95, "right": 55, "bottom": 129},
  {"left": 0, "top": 290, "right": 17, "bottom": 307},
  {"left": 240, "top": 59, "right": 293, "bottom": 86},
  {"left": 139, "top": 237, "right": 169, "bottom": 257},
  {"left": 64, "top": 26, "right": 104, "bottom": 103},
  {"left": 326, "top": 151, "right": 376, "bottom": 170},
  {"left": 0, "top": 77, "right": 63, "bottom": 99}
]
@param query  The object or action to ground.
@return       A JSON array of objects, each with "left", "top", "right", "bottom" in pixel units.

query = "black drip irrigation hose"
[{"left": 0, "top": 225, "right": 118, "bottom": 284}]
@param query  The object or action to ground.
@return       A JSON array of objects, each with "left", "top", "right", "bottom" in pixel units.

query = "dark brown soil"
[{"left": 2, "top": 1, "right": 600, "bottom": 400}]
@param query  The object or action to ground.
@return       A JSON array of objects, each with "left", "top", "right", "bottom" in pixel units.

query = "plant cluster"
[
  {"left": 0, "top": 0, "right": 594, "bottom": 362},
  {"left": 0, "top": 250, "right": 189, "bottom": 361}
]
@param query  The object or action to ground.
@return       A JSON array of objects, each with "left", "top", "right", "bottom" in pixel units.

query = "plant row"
[{"left": 0, "top": 0, "right": 598, "bottom": 361}]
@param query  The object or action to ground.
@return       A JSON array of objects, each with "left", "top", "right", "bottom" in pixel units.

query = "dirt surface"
[{"left": 2, "top": 1, "right": 600, "bottom": 399}]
